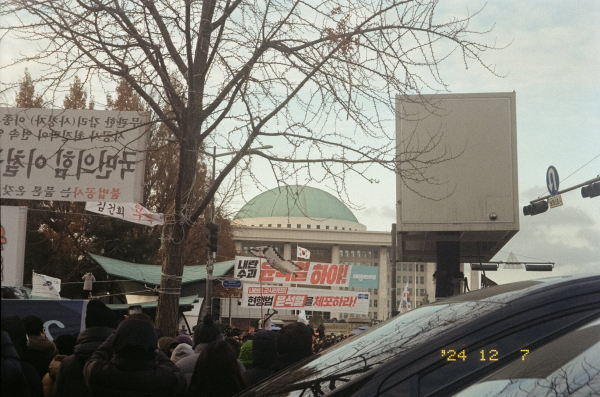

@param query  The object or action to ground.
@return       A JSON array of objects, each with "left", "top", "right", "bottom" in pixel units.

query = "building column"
[
  {"left": 331, "top": 244, "right": 340, "bottom": 264},
  {"left": 378, "top": 246, "right": 388, "bottom": 320},
  {"left": 283, "top": 243, "right": 292, "bottom": 260},
  {"left": 470, "top": 268, "right": 480, "bottom": 291}
]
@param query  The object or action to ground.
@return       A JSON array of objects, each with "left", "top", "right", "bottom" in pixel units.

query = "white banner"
[
  {"left": 0, "top": 206, "right": 27, "bottom": 287},
  {"left": 241, "top": 285, "right": 370, "bottom": 314},
  {"left": 0, "top": 108, "right": 149, "bottom": 202},
  {"left": 31, "top": 272, "right": 61, "bottom": 299},
  {"left": 85, "top": 202, "right": 164, "bottom": 226}
]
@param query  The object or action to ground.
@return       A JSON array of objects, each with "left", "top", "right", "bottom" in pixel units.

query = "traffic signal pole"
[{"left": 528, "top": 176, "right": 600, "bottom": 204}]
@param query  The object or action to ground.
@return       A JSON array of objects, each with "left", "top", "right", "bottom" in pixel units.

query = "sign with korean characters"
[
  {"left": 85, "top": 202, "right": 164, "bottom": 226},
  {"left": 234, "top": 256, "right": 379, "bottom": 289},
  {"left": 241, "top": 285, "right": 370, "bottom": 314},
  {"left": 1, "top": 206, "right": 27, "bottom": 287},
  {"left": 0, "top": 108, "right": 149, "bottom": 202}
]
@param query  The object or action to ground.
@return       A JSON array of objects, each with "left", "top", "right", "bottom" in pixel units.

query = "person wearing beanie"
[
  {"left": 242, "top": 330, "right": 277, "bottom": 387},
  {"left": 42, "top": 334, "right": 75, "bottom": 397},
  {"left": 158, "top": 336, "right": 179, "bottom": 358},
  {"left": 22, "top": 315, "right": 56, "bottom": 379},
  {"left": 53, "top": 300, "right": 117, "bottom": 397},
  {"left": 1, "top": 317, "right": 44, "bottom": 397},
  {"left": 271, "top": 322, "right": 313, "bottom": 373},
  {"left": 174, "top": 334, "right": 193, "bottom": 347},
  {"left": 84, "top": 319, "right": 186, "bottom": 397},
  {"left": 176, "top": 314, "right": 226, "bottom": 384}
]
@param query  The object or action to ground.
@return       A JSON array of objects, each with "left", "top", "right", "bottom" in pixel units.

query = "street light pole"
[{"left": 200, "top": 144, "right": 273, "bottom": 322}]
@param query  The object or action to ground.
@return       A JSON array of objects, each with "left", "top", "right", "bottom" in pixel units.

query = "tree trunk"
[{"left": 155, "top": 128, "right": 200, "bottom": 336}]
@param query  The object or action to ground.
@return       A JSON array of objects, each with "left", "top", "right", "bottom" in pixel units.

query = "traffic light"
[
  {"left": 206, "top": 222, "right": 219, "bottom": 253},
  {"left": 581, "top": 182, "right": 600, "bottom": 198},
  {"left": 523, "top": 200, "right": 548, "bottom": 216}
]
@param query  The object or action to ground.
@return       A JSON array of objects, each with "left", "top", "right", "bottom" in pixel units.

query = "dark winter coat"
[
  {"left": 1, "top": 330, "right": 31, "bottom": 397},
  {"left": 83, "top": 331, "right": 187, "bottom": 397},
  {"left": 22, "top": 336, "right": 55, "bottom": 380},
  {"left": 242, "top": 330, "right": 277, "bottom": 387},
  {"left": 53, "top": 326, "right": 114, "bottom": 397},
  {"left": 1, "top": 320, "right": 44, "bottom": 397}
]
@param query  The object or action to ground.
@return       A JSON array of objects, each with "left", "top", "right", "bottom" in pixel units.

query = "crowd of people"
[{"left": 1, "top": 300, "right": 349, "bottom": 397}]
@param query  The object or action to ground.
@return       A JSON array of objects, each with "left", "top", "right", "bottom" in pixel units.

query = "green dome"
[{"left": 234, "top": 185, "right": 359, "bottom": 223}]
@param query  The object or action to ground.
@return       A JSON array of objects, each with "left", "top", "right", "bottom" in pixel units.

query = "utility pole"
[{"left": 390, "top": 224, "right": 398, "bottom": 316}]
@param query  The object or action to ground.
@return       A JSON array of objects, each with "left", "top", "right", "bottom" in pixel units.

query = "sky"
[
  {"left": 1, "top": 1, "right": 598, "bottom": 285},
  {"left": 347, "top": 1, "right": 600, "bottom": 284}
]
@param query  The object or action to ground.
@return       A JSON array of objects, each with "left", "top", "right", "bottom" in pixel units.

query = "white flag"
[
  {"left": 31, "top": 272, "right": 61, "bottom": 299},
  {"left": 86, "top": 202, "right": 164, "bottom": 226},
  {"left": 298, "top": 310, "right": 308, "bottom": 325},
  {"left": 297, "top": 246, "right": 310, "bottom": 259},
  {"left": 398, "top": 283, "right": 411, "bottom": 313}
]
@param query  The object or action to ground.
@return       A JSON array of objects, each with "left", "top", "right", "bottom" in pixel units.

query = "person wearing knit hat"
[
  {"left": 158, "top": 337, "right": 179, "bottom": 358},
  {"left": 54, "top": 300, "right": 118, "bottom": 397},
  {"left": 176, "top": 314, "right": 227, "bottom": 384},
  {"left": 174, "top": 334, "right": 193, "bottom": 347},
  {"left": 242, "top": 330, "right": 277, "bottom": 387},
  {"left": 271, "top": 322, "right": 313, "bottom": 373},
  {"left": 84, "top": 319, "right": 186, "bottom": 397}
]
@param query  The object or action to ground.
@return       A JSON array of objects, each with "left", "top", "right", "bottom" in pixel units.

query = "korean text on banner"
[
  {"left": 241, "top": 285, "right": 370, "bottom": 315},
  {"left": 31, "top": 272, "right": 62, "bottom": 299},
  {"left": 86, "top": 202, "right": 164, "bottom": 226},
  {"left": 234, "top": 256, "right": 379, "bottom": 289},
  {"left": 0, "top": 206, "right": 27, "bottom": 287},
  {"left": 0, "top": 108, "right": 149, "bottom": 202}
]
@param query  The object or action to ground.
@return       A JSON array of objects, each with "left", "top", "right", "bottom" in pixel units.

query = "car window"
[
  {"left": 248, "top": 301, "right": 503, "bottom": 397},
  {"left": 415, "top": 311, "right": 599, "bottom": 396},
  {"left": 453, "top": 320, "right": 600, "bottom": 397}
]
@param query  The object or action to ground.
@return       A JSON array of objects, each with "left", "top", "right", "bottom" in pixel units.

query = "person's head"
[
  {"left": 225, "top": 337, "right": 241, "bottom": 358},
  {"left": 54, "top": 334, "right": 77, "bottom": 355},
  {"left": 157, "top": 336, "right": 178, "bottom": 357},
  {"left": 1, "top": 316, "right": 27, "bottom": 357},
  {"left": 174, "top": 334, "right": 193, "bottom": 346},
  {"left": 22, "top": 315, "right": 44, "bottom": 337},
  {"left": 85, "top": 300, "right": 118, "bottom": 329},
  {"left": 111, "top": 319, "right": 158, "bottom": 360},
  {"left": 193, "top": 314, "right": 223, "bottom": 348},
  {"left": 188, "top": 340, "right": 245, "bottom": 397},
  {"left": 276, "top": 322, "right": 313, "bottom": 362},
  {"left": 252, "top": 330, "right": 277, "bottom": 369}
]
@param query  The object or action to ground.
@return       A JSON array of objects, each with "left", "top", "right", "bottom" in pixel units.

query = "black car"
[{"left": 241, "top": 274, "right": 600, "bottom": 396}]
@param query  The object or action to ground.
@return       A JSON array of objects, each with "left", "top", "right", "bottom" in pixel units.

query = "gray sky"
[{"left": 2, "top": 1, "right": 598, "bottom": 284}]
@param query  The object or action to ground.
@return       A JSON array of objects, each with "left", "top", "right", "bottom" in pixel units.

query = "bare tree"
[{"left": 1, "top": 0, "right": 504, "bottom": 335}]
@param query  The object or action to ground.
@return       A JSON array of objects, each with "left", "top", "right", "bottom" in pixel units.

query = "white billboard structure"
[
  {"left": 395, "top": 93, "right": 519, "bottom": 294},
  {"left": 0, "top": 108, "right": 149, "bottom": 203},
  {"left": 1, "top": 206, "right": 28, "bottom": 287}
]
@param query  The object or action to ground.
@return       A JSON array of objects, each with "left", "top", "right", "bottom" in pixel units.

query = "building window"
[
  {"left": 421, "top": 289, "right": 425, "bottom": 296},
  {"left": 369, "top": 300, "right": 372, "bottom": 307},
  {"left": 277, "top": 224, "right": 281, "bottom": 227},
  {"left": 357, "top": 250, "right": 361, "bottom": 258},
  {"left": 326, "top": 225, "right": 330, "bottom": 229},
  {"left": 403, "top": 264, "right": 407, "bottom": 271},
  {"left": 316, "top": 225, "right": 320, "bottom": 229},
  {"left": 374, "top": 262, "right": 378, "bottom": 267},
  {"left": 351, "top": 250, "right": 355, "bottom": 257},
  {"left": 297, "top": 224, "right": 301, "bottom": 228},
  {"left": 420, "top": 264, "right": 425, "bottom": 272},
  {"left": 373, "top": 312, "right": 378, "bottom": 319},
  {"left": 268, "top": 224, "right": 272, "bottom": 227},
  {"left": 374, "top": 300, "right": 378, "bottom": 307},
  {"left": 307, "top": 224, "right": 311, "bottom": 229},
  {"left": 409, "top": 263, "right": 413, "bottom": 271},
  {"left": 374, "top": 289, "right": 378, "bottom": 295},
  {"left": 334, "top": 226, "right": 338, "bottom": 230},
  {"left": 345, "top": 250, "right": 349, "bottom": 257},
  {"left": 287, "top": 224, "right": 291, "bottom": 228},
  {"left": 420, "top": 276, "right": 424, "bottom": 284},
  {"left": 403, "top": 276, "right": 407, "bottom": 283},
  {"left": 409, "top": 276, "right": 412, "bottom": 284}
]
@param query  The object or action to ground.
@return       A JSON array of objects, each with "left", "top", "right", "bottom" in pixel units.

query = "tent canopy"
[{"left": 89, "top": 253, "right": 234, "bottom": 285}]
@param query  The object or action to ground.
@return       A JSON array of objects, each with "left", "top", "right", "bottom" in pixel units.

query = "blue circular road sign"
[{"left": 546, "top": 166, "right": 559, "bottom": 196}]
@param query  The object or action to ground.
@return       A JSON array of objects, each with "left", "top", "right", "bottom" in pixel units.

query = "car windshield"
[
  {"left": 250, "top": 300, "right": 504, "bottom": 396},
  {"left": 454, "top": 319, "right": 600, "bottom": 397}
]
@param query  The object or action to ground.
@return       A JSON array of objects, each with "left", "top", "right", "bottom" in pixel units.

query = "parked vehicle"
[{"left": 240, "top": 274, "right": 600, "bottom": 396}]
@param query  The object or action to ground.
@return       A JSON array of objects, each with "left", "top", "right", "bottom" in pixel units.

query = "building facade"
[{"left": 228, "top": 185, "right": 437, "bottom": 322}]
